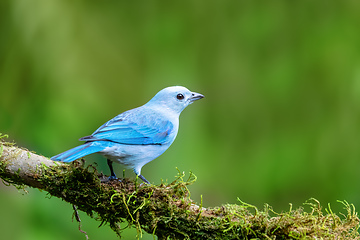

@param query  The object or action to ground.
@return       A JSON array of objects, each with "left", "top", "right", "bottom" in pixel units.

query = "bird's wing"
[{"left": 79, "top": 109, "right": 174, "bottom": 145}]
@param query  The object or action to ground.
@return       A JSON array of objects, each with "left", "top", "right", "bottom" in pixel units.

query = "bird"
[{"left": 51, "top": 86, "right": 204, "bottom": 184}]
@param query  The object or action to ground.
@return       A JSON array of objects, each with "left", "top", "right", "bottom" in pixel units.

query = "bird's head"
[{"left": 146, "top": 86, "right": 204, "bottom": 114}]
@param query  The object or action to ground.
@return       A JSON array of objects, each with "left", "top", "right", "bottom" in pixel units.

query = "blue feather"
[
  {"left": 79, "top": 111, "right": 174, "bottom": 145},
  {"left": 51, "top": 141, "right": 114, "bottom": 162}
]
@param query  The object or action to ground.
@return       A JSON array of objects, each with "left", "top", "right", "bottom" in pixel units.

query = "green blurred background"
[{"left": 2, "top": 1, "right": 360, "bottom": 239}]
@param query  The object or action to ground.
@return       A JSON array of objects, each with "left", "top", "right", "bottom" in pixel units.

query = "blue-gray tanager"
[{"left": 51, "top": 86, "right": 204, "bottom": 183}]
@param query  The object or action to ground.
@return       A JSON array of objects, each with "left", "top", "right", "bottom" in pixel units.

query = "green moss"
[{"left": 35, "top": 161, "right": 359, "bottom": 239}]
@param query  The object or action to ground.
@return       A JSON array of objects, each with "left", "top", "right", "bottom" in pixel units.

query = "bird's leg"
[
  {"left": 138, "top": 174, "right": 150, "bottom": 184},
  {"left": 107, "top": 159, "right": 117, "bottom": 180}
]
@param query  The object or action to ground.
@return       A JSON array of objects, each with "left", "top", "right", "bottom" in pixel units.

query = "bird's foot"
[
  {"left": 108, "top": 175, "right": 118, "bottom": 181},
  {"left": 99, "top": 175, "right": 120, "bottom": 183}
]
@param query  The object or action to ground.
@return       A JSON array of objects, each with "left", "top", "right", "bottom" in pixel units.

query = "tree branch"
[{"left": 0, "top": 137, "right": 359, "bottom": 239}]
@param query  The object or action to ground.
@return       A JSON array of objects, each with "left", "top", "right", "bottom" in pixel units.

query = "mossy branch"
[{"left": 0, "top": 135, "right": 359, "bottom": 239}]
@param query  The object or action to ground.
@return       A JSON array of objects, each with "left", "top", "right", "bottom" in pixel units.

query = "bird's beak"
[{"left": 189, "top": 92, "right": 205, "bottom": 103}]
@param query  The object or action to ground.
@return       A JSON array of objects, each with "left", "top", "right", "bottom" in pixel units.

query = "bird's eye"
[{"left": 176, "top": 93, "right": 184, "bottom": 100}]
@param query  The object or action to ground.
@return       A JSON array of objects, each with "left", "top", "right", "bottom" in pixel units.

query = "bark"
[{"left": 0, "top": 140, "right": 359, "bottom": 239}]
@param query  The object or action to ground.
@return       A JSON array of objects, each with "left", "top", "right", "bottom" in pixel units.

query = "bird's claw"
[
  {"left": 99, "top": 175, "right": 120, "bottom": 183},
  {"left": 108, "top": 175, "right": 118, "bottom": 181}
]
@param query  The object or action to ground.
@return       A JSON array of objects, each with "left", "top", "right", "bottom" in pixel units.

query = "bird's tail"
[{"left": 51, "top": 141, "right": 109, "bottom": 162}]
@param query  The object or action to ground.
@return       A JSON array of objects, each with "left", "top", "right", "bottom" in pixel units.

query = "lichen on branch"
[{"left": 0, "top": 134, "right": 359, "bottom": 239}]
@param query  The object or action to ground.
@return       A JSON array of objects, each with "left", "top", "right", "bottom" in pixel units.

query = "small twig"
[{"left": 73, "top": 205, "right": 89, "bottom": 240}]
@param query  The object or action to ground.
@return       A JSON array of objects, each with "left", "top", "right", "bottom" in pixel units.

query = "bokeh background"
[{"left": 1, "top": 1, "right": 360, "bottom": 239}]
